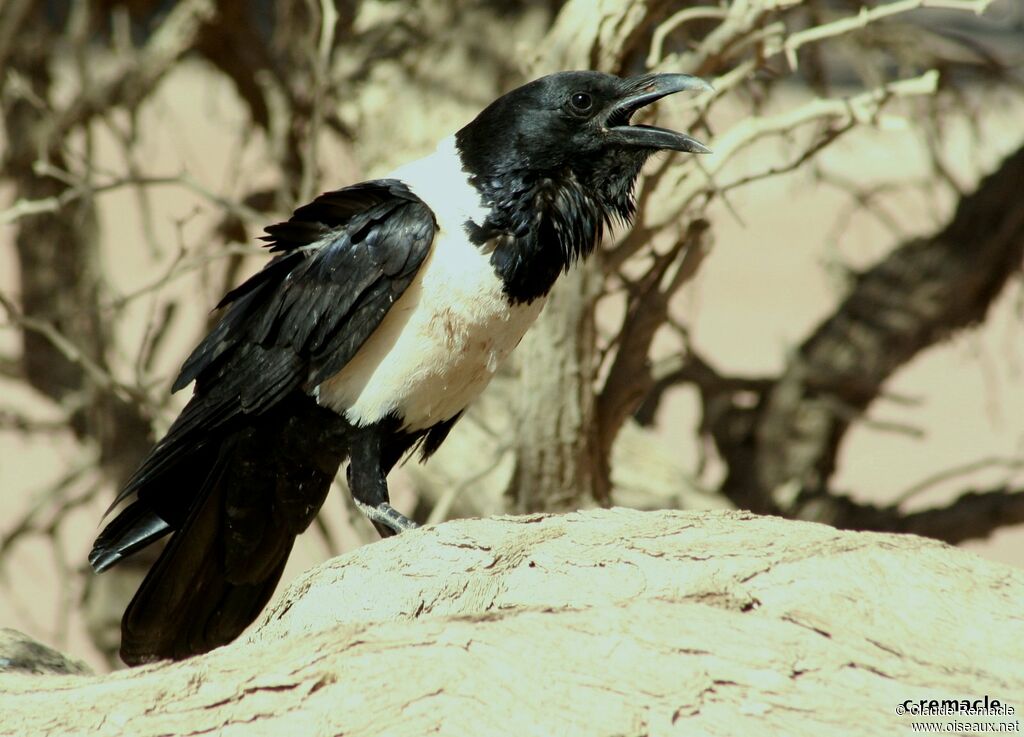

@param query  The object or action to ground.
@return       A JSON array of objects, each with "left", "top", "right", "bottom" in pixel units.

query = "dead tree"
[{"left": 2, "top": 510, "right": 1023, "bottom": 735}]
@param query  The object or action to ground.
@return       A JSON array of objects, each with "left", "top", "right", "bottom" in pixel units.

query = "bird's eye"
[{"left": 569, "top": 92, "right": 593, "bottom": 114}]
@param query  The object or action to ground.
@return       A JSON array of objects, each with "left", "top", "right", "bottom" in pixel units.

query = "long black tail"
[{"left": 90, "top": 393, "right": 349, "bottom": 665}]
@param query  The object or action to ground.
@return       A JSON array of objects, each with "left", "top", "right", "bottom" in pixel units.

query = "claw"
[{"left": 354, "top": 500, "right": 419, "bottom": 538}]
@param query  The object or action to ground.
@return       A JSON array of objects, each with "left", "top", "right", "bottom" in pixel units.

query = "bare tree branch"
[
  {"left": 706, "top": 141, "right": 1024, "bottom": 523},
  {"left": 0, "top": 293, "right": 155, "bottom": 413},
  {"left": 50, "top": 0, "right": 217, "bottom": 141}
]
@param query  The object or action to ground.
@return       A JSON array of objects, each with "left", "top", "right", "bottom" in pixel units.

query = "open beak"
[{"left": 604, "top": 73, "right": 712, "bottom": 154}]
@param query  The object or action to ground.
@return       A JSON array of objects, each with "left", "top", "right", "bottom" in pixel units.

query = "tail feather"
[
  {"left": 89, "top": 501, "right": 171, "bottom": 573},
  {"left": 92, "top": 392, "right": 350, "bottom": 665},
  {"left": 119, "top": 453, "right": 291, "bottom": 664}
]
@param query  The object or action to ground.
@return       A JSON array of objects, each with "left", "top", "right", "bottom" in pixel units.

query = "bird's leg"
[
  {"left": 346, "top": 427, "right": 419, "bottom": 538},
  {"left": 353, "top": 498, "right": 418, "bottom": 538}
]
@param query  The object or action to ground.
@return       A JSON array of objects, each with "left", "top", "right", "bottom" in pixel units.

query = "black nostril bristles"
[{"left": 607, "top": 108, "right": 632, "bottom": 127}]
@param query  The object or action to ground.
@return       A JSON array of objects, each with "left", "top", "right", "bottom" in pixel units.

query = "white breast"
[{"left": 314, "top": 138, "right": 546, "bottom": 431}]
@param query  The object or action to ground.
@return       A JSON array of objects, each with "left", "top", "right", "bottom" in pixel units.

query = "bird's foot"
[{"left": 354, "top": 500, "right": 419, "bottom": 538}]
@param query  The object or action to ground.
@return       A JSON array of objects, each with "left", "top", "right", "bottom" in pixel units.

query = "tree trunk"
[
  {"left": 506, "top": 261, "right": 609, "bottom": 512},
  {"left": 503, "top": 0, "right": 676, "bottom": 513}
]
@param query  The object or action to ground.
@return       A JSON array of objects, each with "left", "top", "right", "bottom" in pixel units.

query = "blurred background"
[{"left": 1, "top": 0, "right": 1022, "bottom": 671}]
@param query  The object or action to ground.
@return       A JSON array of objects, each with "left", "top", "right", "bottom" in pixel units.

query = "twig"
[
  {"left": 646, "top": 6, "right": 730, "bottom": 68},
  {"left": 895, "top": 456, "right": 1024, "bottom": 505},
  {"left": 106, "top": 242, "right": 264, "bottom": 312},
  {"left": 0, "top": 170, "right": 267, "bottom": 227},
  {"left": 782, "top": 0, "right": 994, "bottom": 70},
  {"left": 0, "top": 0, "right": 33, "bottom": 75},
  {"left": 102, "top": 113, "right": 165, "bottom": 257},
  {"left": 424, "top": 446, "right": 511, "bottom": 527},
  {"left": 0, "top": 408, "right": 68, "bottom": 434},
  {"left": 598, "top": 220, "right": 712, "bottom": 456},
  {"left": 663, "top": 70, "right": 941, "bottom": 225},
  {"left": 718, "top": 122, "right": 848, "bottom": 194},
  {"left": 817, "top": 170, "right": 916, "bottom": 246},
  {"left": 298, "top": 0, "right": 339, "bottom": 205},
  {"left": 0, "top": 293, "right": 152, "bottom": 411},
  {"left": 0, "top": 457, "right": 97, "bottom": 561},
  {"left": 50, "top": 0, "right": 217, "bottom": 141},
  {"left": 673, "top": 0, "right": 792, "bottom": 75}
]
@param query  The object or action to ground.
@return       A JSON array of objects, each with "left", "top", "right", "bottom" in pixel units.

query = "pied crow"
[{"left": 90, "top": 70, "right": 711, "bottom": 665}]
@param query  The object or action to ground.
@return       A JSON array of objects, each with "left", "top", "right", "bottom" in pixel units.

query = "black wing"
[{"left": 116, "top": 179, "right": 437, "bottom": 507}]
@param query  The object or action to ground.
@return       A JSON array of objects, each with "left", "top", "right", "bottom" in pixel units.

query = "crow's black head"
[
  {"left": 457, "top": 70, "right": 710, "bottom": 228},
  {"left": 457, "top": 71, "right": 710, "bottom": 304},
  {"left": 457, "top": 71, "right": 709, "bottom": 178}
]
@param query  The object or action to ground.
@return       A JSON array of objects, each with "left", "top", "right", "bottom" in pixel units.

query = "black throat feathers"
[{"left": 459, "top": 158, "right": 643, "bottom": 305}]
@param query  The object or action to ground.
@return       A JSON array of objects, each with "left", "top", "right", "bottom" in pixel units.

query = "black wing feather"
[{"left": 113, "top": 180, "right": 436, "bottom": 509}]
